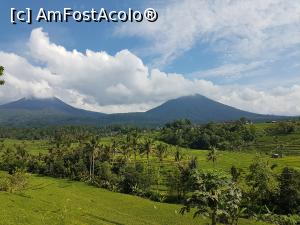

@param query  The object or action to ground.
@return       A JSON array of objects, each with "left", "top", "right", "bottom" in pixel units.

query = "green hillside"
[
  {"left": 1, "top": 121, "right": 299, "bottom": 224},
  {"left": 0, "top": 173, "right": 268, "bottom": 225}
]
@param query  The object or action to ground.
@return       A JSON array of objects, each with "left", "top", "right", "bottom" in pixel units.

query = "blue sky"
[
  {"left": 0, "top": 0, "right": 300, "bottom": 115},
  {"left": 0, "top": 1, "right": 218, "bottom": 73}
]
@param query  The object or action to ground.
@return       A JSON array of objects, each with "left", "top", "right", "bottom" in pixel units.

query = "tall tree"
[
  {"left": 85, "top": 136, "right": 101, "bottom": 181},
  {"left": 131, "top": 131, "right": 139, "bottom": 164},
  {"left": 120, "top": 140, "right": 131, "bottom": 162},
  {"left": 0, "top": 66, "right": 4, "bottom": 85},
  {"left": 246, "top": 157, "right": 278, "bottom": 213},
  {"left": 154, "top": 143, "right": 168, "bottom": 193},
  {"left": 142, "top": 138, "right": 153, "bottom": 167},
  {"left": 277, "top": 167, "right": 300, "bottom": 214},
  {"left": 110, "top": 140, "right": 118, "bottom": 162},
  {"left": 156, "top": 143, "right": 167, "bottom": 163}
]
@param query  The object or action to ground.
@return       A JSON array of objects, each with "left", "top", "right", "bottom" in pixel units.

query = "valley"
[{"left": 0, "top": 120, "right": 300, "bottom": 224}]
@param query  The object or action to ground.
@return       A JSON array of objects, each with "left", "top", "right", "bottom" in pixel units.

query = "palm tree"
[
  {"left": 85, "top": 136, "right": 101, "bottom": 181},
  {"left": 120, "top": 140, "right": 131, "bottom": 162},
  {"left": 110, "top": 140, "right": 118, "bottom": 162},
  {"left": 143, "top": 138, "right": 153, "bottom": 166},
  {"left": 15, "top": 145, "right": 28, "bottom": 160},
  {"left": 126, "top": 131, "right": 139, "bottom": 164},
  {"left": 0, "top": 66, "right": 4, "bottom": 85},
  {"left": 207, "top": 147, "right": 218, "bottom": 167},
  {"left": 156, "top": 143, "right": 167, "bottom": 163},
  {"left": 181, "top": 171, "right": 242, "bottom": 225}
]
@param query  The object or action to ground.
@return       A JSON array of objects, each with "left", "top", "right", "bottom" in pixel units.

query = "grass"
[
  {"left": 0, "top": 139, "right": 49, "bottom": 155},
  {"left": 188, "top": 149, "right": 300, "bottom": 172},
  {"left": 0, "top": 173, "right": 269, "bottom": 225},
  {"left": 0, "top": 137, "right": 118, "bottom": 156}
]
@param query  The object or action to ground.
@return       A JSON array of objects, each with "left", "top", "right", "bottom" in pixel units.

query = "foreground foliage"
[{"left": 181, "top": 170, "right": 243, "bottom": 225}]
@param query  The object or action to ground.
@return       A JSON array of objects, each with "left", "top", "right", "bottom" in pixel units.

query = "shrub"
[
  {"left": 119, "top": 162, "right": 153, "bottom": 196},
  {"left": 94, "top": 161, "right": 119, "bottom": 191},
  {"left": 277, "top": 167, "right": 300, "bottom": 214},
  {"left": 266, "top": 122, "right": 296, "bottom": 135},
  {"left": 0, "top": 170, "right": 28, "bottom": 193}
]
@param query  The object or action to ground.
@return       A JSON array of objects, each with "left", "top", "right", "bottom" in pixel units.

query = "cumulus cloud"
[
  {"left": 0, "top": 28, "right": 300, "bottom": 116},
  {"left": 117, "top": 0, "right": 300, "bottom": 67},
  {"left": 1, "top": 28, "right": 203, "bottom": 112},
  {"left": 190, "top": 61, "right": 265, "bottom": 78},
  {"left": 0, "top": 52, "right": 56, "bottom": 100}
]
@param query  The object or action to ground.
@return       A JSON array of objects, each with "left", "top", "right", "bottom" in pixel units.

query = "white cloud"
[
  {"left": 117, "top": 0, "right": 300, "bottom": 67},
  {"left": 0, "top": 28, "right": 300, "bottom": 116},
  {"left": 0, "top": 52, "right": 56, "bottom": 100},
  {"left": 191, "top": 61, "right": 265, "bottom": 78},
  {"left": 1, "top": 28, "right": 204, "bottom": 112}
]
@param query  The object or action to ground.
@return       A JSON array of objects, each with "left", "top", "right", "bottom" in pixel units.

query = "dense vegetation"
[
  {"left": 0, "top": 125, "right": 143, "bottom": 140},
  {"left": 0, "top": 120, "right": 300, "bottom": 225},
  {"left": 160, "top": 119, "right": 300, "bottom": 155},
  {"left": 160, "top": 118, "right": 256, "bottom": 150}
]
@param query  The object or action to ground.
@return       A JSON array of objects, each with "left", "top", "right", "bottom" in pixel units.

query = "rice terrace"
[{"left": 1, "top": 1, "right": 300, "bottom": 225}]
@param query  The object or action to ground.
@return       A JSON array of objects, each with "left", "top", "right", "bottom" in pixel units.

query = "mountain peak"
[
  {"left": 146, "top": 94, "right": 272, "bottom": 122},
  {"left": 0, "top": 94, "right": 286, "bottom": 126},
  {"left": 1, "top": 97, "right": 66, "bottom": 109}
]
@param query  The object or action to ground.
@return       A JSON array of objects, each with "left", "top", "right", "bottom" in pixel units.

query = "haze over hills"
[{"left": 0, "top": 95, "right": 288, "bottom": 127}]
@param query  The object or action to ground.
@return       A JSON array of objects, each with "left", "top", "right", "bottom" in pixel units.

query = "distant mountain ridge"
[
  {"left": 0, "top": 95, "right": 289, "bottom": 127},
  {"left": 0, "top": 97, "right": 103, "bottom": 117}
]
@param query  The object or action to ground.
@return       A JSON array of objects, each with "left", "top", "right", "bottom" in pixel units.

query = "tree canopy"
[{"left": 0, "top": 66, "right": 4, "bottom": 85}]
